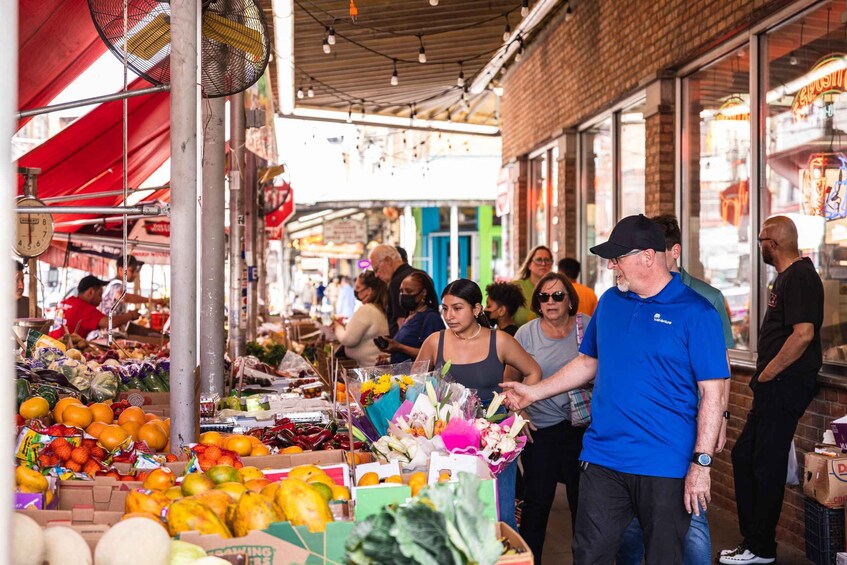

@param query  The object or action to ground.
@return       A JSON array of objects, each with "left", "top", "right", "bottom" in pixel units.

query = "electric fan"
[{"left": 88, "top": 0, "right": 270, "bottom": 97}]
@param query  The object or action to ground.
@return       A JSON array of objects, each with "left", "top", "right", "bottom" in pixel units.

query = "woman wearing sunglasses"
[
  {"left": 511, "top": 271, "right": 587, "bottom": 564},
  {"left": 513, "top": 245, "right": 554, "bottom": 327},
  {"left": 416, "top": 278, "right": 541, "bottom": 530}
]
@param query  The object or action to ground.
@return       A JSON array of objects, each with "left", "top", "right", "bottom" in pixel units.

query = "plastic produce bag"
[
  {"left": 88, "top": 370, "right": 119, "bottom": 402},
  {"left": 786, "top": 439, "right": 800, "bottom": 485},
  {"left": 48, "top": 358, "right": 91, "bottom": 394},
  {"left": 277, "top": 350, "right": 315, "bottom": 375}
]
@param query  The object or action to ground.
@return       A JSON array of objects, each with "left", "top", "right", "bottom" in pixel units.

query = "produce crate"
[{"left": 805, "top": 497, "right": 846, "bottom": 565}]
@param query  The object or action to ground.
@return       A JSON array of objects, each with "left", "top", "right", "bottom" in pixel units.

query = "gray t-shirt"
[{"left": 514, "top": 316, "right": 588, "bottom": 429}]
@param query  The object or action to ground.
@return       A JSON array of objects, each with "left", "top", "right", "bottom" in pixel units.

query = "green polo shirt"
[{"left": 679, "top": 267, "right": 735, "bottom": 349}]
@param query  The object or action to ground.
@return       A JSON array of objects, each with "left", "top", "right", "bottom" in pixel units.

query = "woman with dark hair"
[
  {"left": 332, "top": 271, "right": 389, "bottom": 367},
  {"left": 484, "top": 281, "right": 526, "bottom": 336},
  {"left": 377, "top": 271, "right": 443, "bottom": 363},
  {"left": 416, "top": 278, "right": 541, "bottom": 530},
  {"left": 513, "top": 245, "right": 554, "bottom": 327},
  {"left": 511, "top": 271, "right": 588, "bottom": 564}
]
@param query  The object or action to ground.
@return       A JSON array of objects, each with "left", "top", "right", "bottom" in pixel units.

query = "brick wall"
[{"left": 500, "top": 0, "right": 841, "bottom": 553}]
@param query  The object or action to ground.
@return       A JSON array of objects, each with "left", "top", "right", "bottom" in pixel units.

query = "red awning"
[
  {"left": 16, "top": 77, "right": 171, "bottom": 232},
  {"left": 19, "top": 0, "right": 106, "bottom": 120}
]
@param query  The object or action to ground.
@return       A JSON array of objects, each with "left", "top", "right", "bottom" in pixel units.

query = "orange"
[
  {"left": 85, "top": 421, "right": 107, "bottom": 439},
  {"left": 250, "top": 444, "right": 270, "bottom": 457},
  {"left": 88, "top": 402, "right": 114, "bottom": 424},
  {"left": 138, "top": 422, "right": 168, "bottom": 452},
  {"left": 19, "top": 397, "right": 50, "bottom": 420},
  {"left": 224, "top": 435, "right": 253, "bottom": 457},
  {"left": 144, "top": 413, "right": 160, "bottom": 422},
  {"left": 280, "top": 445, "right": 304, "bottom": 454},
  {"left": 61, "top": 404, "right": 93, "bottom": 429},
  {"left": 247, "top": 435, "right": 262, "bottom": 446},
  {"left": 120, "top": 420, "right": 141, "bottom": 441},
  {"left": 53, "top": 397, "right": 82, "bottom": 423},
  {"left": 143, "top": 467, "right": 176, "bottom": 491},
  {"left": 117, "top": 406, "right": 146, "bottom": 426},
  {"left": 199, "top": 431, "right": 224, "bottom": 447},
  {"left": 98, "top": 424, "right": 130, "bottom": 452}
]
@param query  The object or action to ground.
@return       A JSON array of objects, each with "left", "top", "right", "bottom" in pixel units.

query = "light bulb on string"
[
  {"left": 503, "top": 16, "right": 511, "bottom": 42},
  {"left": 297, "top": 86, "right": 304, "bottom": 99},
  {"left": 391, "top": 60, "right": 399, "bottom": 86},
  {"left": 789, "top": 51, "right": 798, "bottom": 65},
  {"left": 462, "top": 85, "right": 469, "bottom": 102},
  {"left": 564, "top": 4, "right": 573, "bottom": 21},
  {"left": 327, "top": 26, "right": 336, "bottom": 45},
  {"left": 418, "top": 37, "right": 427, "bottom": 64},
  {"left": 457, "top": 63, "right": 465, "bottom": 87},
  {"left": 347, "top": 104, "right": 353, "bottom": 123},
  {"left": 307, "top": 82, "right": 314, "bottom": 97},
  {"left": 521, "top": 0, "right": 529, "bottom": 17},
  {"left": 515, "top": 36, "right": 525, "bottom": 62},
  {"left": 322, "top": 37, "right": 331, "bottom": 54},
  {"left": 429, "top": 0, "right": 438, "bottom": 5},
  {"left": 493, "top": 83, "right": 504, "bottom": 97}
]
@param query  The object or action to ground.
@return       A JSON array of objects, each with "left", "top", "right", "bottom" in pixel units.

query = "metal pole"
[
  {"left": 169, "top": 0, "right": 199, "bottom": 448},
  {"left": 16, "top": 204, "right": 165, "bottom": 215},
  {"left": 16, "top": 84, "right": 170, "bottom": 120},
  {"left": 229, "top": 92, "right": 246, "bottom": 359},
  {"left": 201, "top": 98, "right": 226, "bottom": 394},
  {"left": 245, "top": 153, "right": 258, "bottom": 341},
  {"left": 450, "top": 205, "right": 459, "bottom": 281},
  {"left": 54, "top": 213, "right": 168, "bottom": 229},
  {"left": 1, "top": 0, "right": 17, "bottom": 556},
  {"left": 42, "top": 186, "right": 167, "bottom": 204}
]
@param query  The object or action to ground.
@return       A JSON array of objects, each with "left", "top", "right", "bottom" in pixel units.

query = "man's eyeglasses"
[
  {"left": 538, "top": 291, "right": 566, "bottom": 303},
  {"left": 609, "top": 249, "right": 642, "bottom": 265},
  {"left": 757, "top": 237, "right": 776, "bottom": 246},
  {"left": 532, "top": 258, "right": 553, "bottom": 265}
]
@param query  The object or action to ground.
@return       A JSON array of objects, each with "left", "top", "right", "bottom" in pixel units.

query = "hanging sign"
[
  {"left": 791, "top": 54, "right": 847, "bottom": 120},
  {"left": 323, "top": 218, "right": 365, "bottom": 245},
  {"left": 715, "top": 96, "right": 749, "bottom": 121}
]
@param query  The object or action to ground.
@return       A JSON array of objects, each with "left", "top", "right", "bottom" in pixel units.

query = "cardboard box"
[
  {"left": 804, "top": 452, "right": 847, "bottom": 508},
  {"left": 497, "top": 523, "right": 533, "bottom": 565},
  {"left": 58, "top": 476, "right": 142, "bottom": 511}
]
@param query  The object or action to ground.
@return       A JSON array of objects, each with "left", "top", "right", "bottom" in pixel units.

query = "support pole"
[
  {"left": 1, "top": 0, "right": 16, "bottom": 555},
  {"left": 169, "top": 0, "right": 199, "bottom": 448},
  {"left": 201, "top": 98, "right": 226, "bottom": 394},
  {"left": 229, "top": 93, "right": 246, "bottom": 359},
  {"left": 450, "top": 205, "right": 459, "bottom": 282},
  {"left": 245, "top": 152, "right": 258, "bottom": 341}
]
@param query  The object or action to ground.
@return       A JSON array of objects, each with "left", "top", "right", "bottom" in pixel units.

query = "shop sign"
[
  {"left": 715, "top": 96, "right": 749, "bottom": 121},
  {"left": 143, "top": 221, "right": 171, "bottom": 237},
  {"left": 323, "top": 218, "right": 365, "bottom": 245},
  {"left": 495, "top": 167, "right": 512, "bottom": 217},
  {"left": 791, "top": 54, "right": 847, "bottom": 120}
]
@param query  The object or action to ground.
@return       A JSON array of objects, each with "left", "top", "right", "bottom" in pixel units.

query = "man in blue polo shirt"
[{"left": 503, "top": 214, "right": 728, "bottom": 565}]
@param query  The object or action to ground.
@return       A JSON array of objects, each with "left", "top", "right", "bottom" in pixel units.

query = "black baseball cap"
[
  {"left": 78, "top": 275, "right": 108, "bottom": 294},
  {"left": 590, "top": 214, "right": 667, "bottom": 259}
]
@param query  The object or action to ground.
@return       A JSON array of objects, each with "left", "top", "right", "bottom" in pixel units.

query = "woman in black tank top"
[{"left": 415, "top": 279, "right": 541, "bottom": 531}]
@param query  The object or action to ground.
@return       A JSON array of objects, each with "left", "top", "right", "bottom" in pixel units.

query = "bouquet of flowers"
[{"left": 359, "top": 373, "right": 415, "bottom": 406}]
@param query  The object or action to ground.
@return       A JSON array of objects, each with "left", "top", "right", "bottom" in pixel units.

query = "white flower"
[
  {"left": 507, "top": 414, "right": 528, "bottom": 438},
  {"left": 497, "top": 436, "right": 517, "bottom": 455},
  {"left": 486, "top": 393, "right": 506, "bottom": 419}
]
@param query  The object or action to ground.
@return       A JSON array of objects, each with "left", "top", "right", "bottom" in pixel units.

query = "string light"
[
  {"left": 462, "top": 85, "right": 469, "bottom": 102},
  {"left": 521, "top": 0, "right": 529, "bottom": 17},
  {"left": 493, "top": 82, "right": 504, "bottom": 97},
  {"left": 457, "top": 62, "right": 465, "bottom": 87},
  {"left": 564, "top": 4, "right": 573, "bottom": 21},
  {"left": 297, "top": 85, "right": 304, "bottom": 99},
  {"left": 502, "top": 16, "right": 511, "bottom": 42},
  {"left": 418, "top": 36, "right": 427, "bottom": 64},
  {"left": 322, "top": 37, "right": 331, "bottom": 54},
  {"left": 327, "top": 26, "right": 337, "bottom": 45},
  {"left": 515, "top": 35, "right": 525, "bottom": 62},
  {"left": 429, "top": 0, "right": 439, "bottom": 5},
  {"left": 390, "top": 60, "right": 399, "bottom": 86},
  {"left": 346, "top": 104, "right": 353, "bottom": 123},
  {"left": 307, "top": 81, "right": 314, "bottom": 97},
  {"left": 411, "top": 103, "right": 417, "bottom": 120}
]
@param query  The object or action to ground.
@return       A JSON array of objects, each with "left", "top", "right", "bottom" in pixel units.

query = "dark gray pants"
[{"left": 573, "top": 462, "right": 690, "bottom": 565}]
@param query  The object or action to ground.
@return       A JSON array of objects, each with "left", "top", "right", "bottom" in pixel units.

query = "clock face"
[{"left": 14, "top": 197, "right": 54, "bottom": 258}]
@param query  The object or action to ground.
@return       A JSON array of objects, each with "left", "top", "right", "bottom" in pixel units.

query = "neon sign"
[
  {"left": 791, "top": 54, "right": 847, "bottom": 120},
  {"left": 715, "top": 97, "right": 749, "bottom": 121}
]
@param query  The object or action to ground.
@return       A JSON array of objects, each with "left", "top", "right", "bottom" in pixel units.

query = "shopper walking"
[
  {"left": 502, "top": 214, "right": 728, "bottom": 565},
  {"left": 332, "top": 272, "right": 389, "bottom": 367},
  {"left": 719, "top": 216, "right": 823, "bottom": 565},
  {"left": 416, "top": 278, "right": 541, "bottom": 531},
  {"left": 377, "top": 271, "right": 442, "bottom": 363},
  {"left": 484, "top": 281, "right": 525, "bottom": 336},
  {"left": 558, "top": 258, "right": 598, "bottom": 316},
  {"left": 512, "top": 271, "right": 587, "bottom": 564},
  {"left": 618, "top": 214, "right": 735, "bottom": 565},
  {"left": 368, "top": 244, "right": 437, "bottom": 336},
  {"left": 513, "top": 246, "right": 554, "bottom": 327}
]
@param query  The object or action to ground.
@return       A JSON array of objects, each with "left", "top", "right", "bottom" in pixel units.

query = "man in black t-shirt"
[
  {"left": 720, "top": 216, "right": 823, "bottom": 565},
  {"left": 368, "top": 244, "right": 437, "bottom": 337}
]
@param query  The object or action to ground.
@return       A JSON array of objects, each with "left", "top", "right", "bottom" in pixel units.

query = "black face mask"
[
  {"left": 484, "top": 310, "right": 498, "bottom": 327},
  {"left": 354, "top": 290, "right": 361, "bottom": 302},
  {"left": 399, "top": 293, "right": 419, "bottom": 315}
]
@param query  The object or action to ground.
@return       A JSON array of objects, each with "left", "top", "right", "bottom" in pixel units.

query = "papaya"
[
  {"left": 124, "top": 489, "right": 170, "bottom": 517},
  {"left": 167, "top": 499, "right": 232, "bottom": 538},
  {"left": 273, "top": 478, "right": 333, "bottom": 533},
  {"left": 188, "top": 490, "right": 233, "bottom": 523},
  {"left": 229, "top": 491, "right": 284, "bottom": 537},
  {"left": 16, "top": 465, "right": 49, "bottom": 492}
]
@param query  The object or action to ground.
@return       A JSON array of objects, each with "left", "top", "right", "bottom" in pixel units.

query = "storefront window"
[
  {"left": 683, "top": 45, "right": 752, "bottom": 349},
  {"left": 620, "top": 101, "right": 646, "bottom": 216},
  {"left": 583, "top": 118, "right": 614, "bottom": 295},
  {"left": 529, "top": 154, "right": 548, "bottom": 248},
  {"left": 764, "top": 3, "right": 847, "bottom": 364}
]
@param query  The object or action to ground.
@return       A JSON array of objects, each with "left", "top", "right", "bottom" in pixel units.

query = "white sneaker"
[
  {"left": 718, "top": 549, "right": 775, "bottom": 565},
  {"left": 719, "top": 544, "right": 744, "bottom": 557}
]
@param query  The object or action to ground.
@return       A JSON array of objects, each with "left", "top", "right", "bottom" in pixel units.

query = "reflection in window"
[
  {"left": 764, "top": 4, "right": 847, "bottom": 364},
  {"left": 583, "top": 118, "right": 614, "bottom": 295},
  {"left": 684, "top": 45, "right": 752, "bottom": 349},
  {"left": 621, "top": 102, "right": 646, "bottom": 217},
  {"left": 530, "top": 154, "right": 548, "bottom": 248}
]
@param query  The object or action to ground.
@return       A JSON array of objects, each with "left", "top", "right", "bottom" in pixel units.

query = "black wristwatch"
[
  {"left": 723, "top": 410, "right": 730, "bottom": 421},
  {"left": 692, "top": 452, "right": 712, "bottom": 467}
]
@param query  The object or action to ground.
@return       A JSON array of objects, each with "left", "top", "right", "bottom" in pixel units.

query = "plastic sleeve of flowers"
[
  {"left": 365, "top": 385, "right": 402, "bottom": 437},
  {"left": 487, "top": 436, "right": 528, "bottom": 475},
  {"left": 338, "top": 403, "right": 381, "bottom": 443},
  {"left": 440, "top": 418, "right": 482, "bottom": 452}
]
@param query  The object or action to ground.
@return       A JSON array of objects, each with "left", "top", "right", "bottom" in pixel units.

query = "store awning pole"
[
  {"left": 16, "top": 204, "right": 166, "bottom": 215},
  {"left": 229, "top": 92, "right": 246, "bottom": 359},
  {"left": 41, "top": 186, "right": 168, "bottom": 204},
  {"left": 200, "top": 97, "right": 226, "bottom": 394},
  {"left": 169, "top": 0, "right": 199, "bottom": 449},
  {"left": 1, "top": 0, "right": 17, "bottom": 557},
  {"left": 15, "top": 84, "right": 170, "bottom": 120},
  {"left": 54, "top": 213, "right": 167, "bottom": 229}
]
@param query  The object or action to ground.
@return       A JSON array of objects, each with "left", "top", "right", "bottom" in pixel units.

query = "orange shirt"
[{"left": 572, "top": 281, "right": 598, "bottom": 316}]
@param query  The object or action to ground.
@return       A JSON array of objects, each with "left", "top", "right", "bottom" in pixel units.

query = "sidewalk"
[{"left": 538, "top": 484, "right": 810, "bottom": 564}]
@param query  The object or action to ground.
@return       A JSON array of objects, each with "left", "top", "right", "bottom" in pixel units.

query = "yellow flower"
[
  {"left": 361, "top": 381, "right": 374, "bottom": 393},
  {"left": 375, "top": 381, "right": 392, "bottom": 395}
]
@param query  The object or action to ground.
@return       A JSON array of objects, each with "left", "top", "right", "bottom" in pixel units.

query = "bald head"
[{"left": 762, "top": 216, "right": 799, "bottom": 253}]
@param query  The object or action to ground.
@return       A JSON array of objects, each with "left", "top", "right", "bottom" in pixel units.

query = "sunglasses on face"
[
  {"left": 538, "top": 291, "right": 566, "bottom": 303},
  {"left": 532, "top": 258, "right": 553, "bottom": 265}
]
